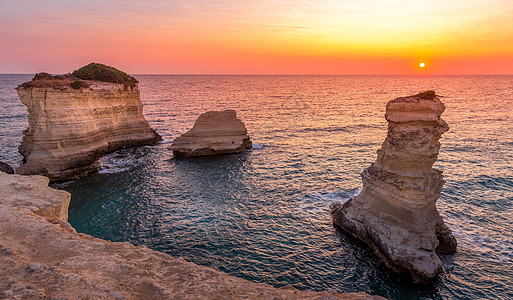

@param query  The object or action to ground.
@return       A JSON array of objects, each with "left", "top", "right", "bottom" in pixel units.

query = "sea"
[{"left": 1, "top": 74, "right": 512, "bottom": 299}]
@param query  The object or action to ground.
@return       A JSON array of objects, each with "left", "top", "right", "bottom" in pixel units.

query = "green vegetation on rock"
[
  {"left": 17, "top": 63, "right": 139, "bottom": 90},
  {"left": 17, "top": 73, "right": 73, "bottom": 89},
  {"left": 415, "top": 90, "right": 436, "bottom": 100},
  {"left": 72, "top": 63, "right": 138, "bottom": 88},
  {"left": 32, "top": 72, "right": 58, "bottom": 81},
  {"left": 70, "top": 80, "right": 90, "bottom": 89}
]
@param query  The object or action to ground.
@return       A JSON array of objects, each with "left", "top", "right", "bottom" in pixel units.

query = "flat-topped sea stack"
[
  {"left": 0, "top": 172, "right": 381, "bottom": 299},
  {"left": 15, "top": 63, "right": 162, "bottom": 181},
  {"left": 332, "top": 91, "right": 457, "bottom": 283},
  {"left": 170, "top": 109, "right": 252, "bottom": 157}
]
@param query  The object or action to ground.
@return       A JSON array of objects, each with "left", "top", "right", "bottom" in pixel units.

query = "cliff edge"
[
  {"left": 0, "top": 172, "right": 382, "bottom": 299},
  {"left": 332, "top": 91, "right": 457, "bottom": 284},
  {"left": 16, "top": 63, "right": 162, "bottom": 181}
]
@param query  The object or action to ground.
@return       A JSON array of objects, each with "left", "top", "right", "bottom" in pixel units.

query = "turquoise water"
[{"left": 1, "top": 75, "right": 513, "bottom": 299}]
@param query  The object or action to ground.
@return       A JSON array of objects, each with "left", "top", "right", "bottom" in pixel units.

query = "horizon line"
[{"left": 1, "top": 73, "right": 513, "bottom": 76}]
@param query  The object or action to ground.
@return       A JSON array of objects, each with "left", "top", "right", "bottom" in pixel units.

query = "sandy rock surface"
[
  {"left": 332, "top": 91, "right": 456, "bottom": 283},
  {"left": 0, "top": 172, "right": 383, "bottom": 299},
  {"left": 16, "top": 81, "right": 161, "bottom": 181},
  {"left": 170, "top": 110, "right": 252, "bottom": 157},
  {"left": 0, "top": 173, "right": 69, "bottom": 221}
]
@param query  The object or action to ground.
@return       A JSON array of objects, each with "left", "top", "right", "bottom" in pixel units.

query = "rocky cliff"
[
  {"left": 331, "top": 91, "right": 457, "bottom": 284},
  {"left": 16, "top": 66, "right": 161, "bottom": 181},
  {"left": 170, "top": 109, "right": 252, "bottom": 157},
  {"left": 0, "top": 172, "right": 382, "bottom": 300}
]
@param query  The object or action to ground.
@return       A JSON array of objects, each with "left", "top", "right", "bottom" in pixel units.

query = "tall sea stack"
[
  {"left": 16, "top": 63, "right": 162, "bottom": 181},
  {"left": 332, "top": 91, "right": 457, "bottom": 283}
]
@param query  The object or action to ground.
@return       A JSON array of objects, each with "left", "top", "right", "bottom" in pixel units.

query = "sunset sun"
[{"left": 419, "top": 62, "right": 426, "bottom": 68}]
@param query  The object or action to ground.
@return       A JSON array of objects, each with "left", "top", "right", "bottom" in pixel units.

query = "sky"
[{"left": 1, "top": 0, "right": 513, "bottom": 75}]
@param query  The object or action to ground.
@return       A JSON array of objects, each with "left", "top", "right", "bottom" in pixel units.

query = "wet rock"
[{"left": 0, "top": 161, "right": 14, "bottom": 174}]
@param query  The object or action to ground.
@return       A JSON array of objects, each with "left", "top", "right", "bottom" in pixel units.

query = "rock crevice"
[
  {"left": 332, "top": 91, "right": 456, "bottom": 283},
  {"left": 0, "top": 161, "right": 14, "bottom": 174}
]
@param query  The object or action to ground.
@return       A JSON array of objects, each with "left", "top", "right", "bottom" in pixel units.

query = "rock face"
[
  {"left": 16, "top": 74, "right": 161, "bottom": 181},
  {"left": 331, "top": 91, "right": 457, "bottom": 284},
  {"left": 0, "top": 172, "right": 382, "bottom": 300},
  {"left": 0, "top": 173, "right": 70, "bottom": 220},
  {"left": 169, "top": 109, "right": 252, "bottom": 157},
  {"left": 0, "top": 161, "right": 14, "bottom": 174}
]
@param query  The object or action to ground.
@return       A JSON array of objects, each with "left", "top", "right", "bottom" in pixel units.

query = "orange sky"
[{"left": 1, "top": 0, "right": 513, "bottom": 74}]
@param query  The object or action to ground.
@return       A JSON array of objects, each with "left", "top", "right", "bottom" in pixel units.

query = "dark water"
[{"left": 1, "top": 75, "right": 512, "bottom": 299}]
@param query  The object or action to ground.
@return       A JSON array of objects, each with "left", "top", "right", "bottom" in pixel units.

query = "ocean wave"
[
  {"left": 157, "top": 138, "right": 173, "bottom": 144},
  {"left": 252, "top": 142, "right": 269, "bottom": 150},
  {"left": 0, "top": 114, "right": 26, "bottom": 119},
  {"left": 449, "top": 221, "right": 513, "bottom": 264},
  {"left": 299, "top": 124, "right": 381, "bottom": 134},
  {"left": 267, "top": 124, "right": 381, "bottom": 136},
  {"left": 474, "top": 174, "right": 513, "bottom": 190},
  {"left": 98, "top": 151, "right": 138, "bottom": 174},
  {"left": 454, "top": 175, "right": 513, "bottom": 192},
  {"left": 297, "top": 189, "right": 359, "bottom": 216},
  {"left": 300, "top": 126, "right": 350, "bottom": 133}
]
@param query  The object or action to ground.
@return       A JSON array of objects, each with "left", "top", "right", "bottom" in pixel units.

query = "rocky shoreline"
[{"left": 0, "top": 172, "right": 381, "bottom": 299}]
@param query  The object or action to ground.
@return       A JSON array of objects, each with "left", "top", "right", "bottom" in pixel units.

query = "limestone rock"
[
  {"left": 332, "top": 91, "right": 457, "bottom": 284},
  {"left": 0, "top": 172, "right": 70, "bottom": 221},
  {"left": 16, "top": 69, "right": 162, "bottom": 181},
  {"left": 169, "top": 109, "right": 252, "bottom": 157},
  {"left": 0, "top": 161, "right": 14, "bottom": 174},
  {"left": 0, "top": 173, "right": 382, "bottom": 300}
]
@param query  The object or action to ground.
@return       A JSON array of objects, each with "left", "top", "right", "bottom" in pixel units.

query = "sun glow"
[{"left": 1, "top": 0, "right": 513, "bottom": 74}]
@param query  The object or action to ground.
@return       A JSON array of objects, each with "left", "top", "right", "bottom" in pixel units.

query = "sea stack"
[
  {"left": 331, "top": 91, "right": 457, "bottom": 283},
  {"left": 169, "top": 109, "right": 252, "bottom": 157},
  {"left": 16, "top": 63, "right": 162, "bottom": 181}
]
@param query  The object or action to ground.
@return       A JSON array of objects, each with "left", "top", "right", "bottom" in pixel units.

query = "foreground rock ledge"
[
  {"left": 332, "top": 91, "right": 457, "bottom": 284},
  {"left": 0, "top": 173, "right": 382, "bottom": 299},
  {"left": 169, "top": 109, "right": 252, "bottom": 157},
  {"left": 16, "top": 66, "right": 162, "bottom": 181}
]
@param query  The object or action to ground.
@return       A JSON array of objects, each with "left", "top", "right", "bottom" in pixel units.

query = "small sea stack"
[
  {"left": 169, "top": 109, "right": 252, "bottom": 157},
  {"left": 331, "top": 91, "right": 457, "bottom": 283},
  {"left": 16, "top": 63, "right": 162, "bottom": 181}
]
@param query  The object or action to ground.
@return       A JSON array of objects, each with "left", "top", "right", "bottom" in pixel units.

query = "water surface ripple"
[{"left": 1, "top": 75, "right": 512, "bottom": 299}]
